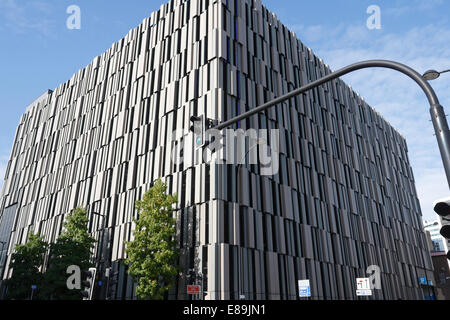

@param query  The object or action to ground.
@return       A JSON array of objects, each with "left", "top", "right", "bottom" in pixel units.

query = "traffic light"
[
  {"left": 434, "top": 198, "right": 450, "bottom": 217},
  {"left": 81, "top": 267, "right": 97, "bottom": 300},
  {"left": 434, "top": 197, "right": 450, "bottom": 259},
  {"left": 190, "top": 115, "right": 205, "bottom": 149}
]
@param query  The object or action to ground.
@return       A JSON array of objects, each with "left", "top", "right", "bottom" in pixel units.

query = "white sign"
[
  {"left": 298, "top": 280, "right": 311, "bottom": 298},
  {"left": 356, "top": 290, "right": 373, "bottom": 296},
  {"left": 356, "top": 278, "right": 372, "bottom": 296},
  {"left": 357, "top": 278, "right": 371, "bottom": 290}
]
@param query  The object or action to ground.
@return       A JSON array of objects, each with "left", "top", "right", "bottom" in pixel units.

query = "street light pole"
[
  {"left": 199, "top": 272, "right": 204, "bottom": 300},
  {"left": 91, "top": 210, "right": 107, "bottom": 300},
  {"left": 0, "top": 241, "right": 6, "bottom": 267},
  {"left": 212, "top": 60, "right": 450, "bottom": 190},
  {"left": 0, "top": 241, "right": 6, "bottom": 298},
  {"left": 235, "top": 138, "right": 267, "bottom": 300}
]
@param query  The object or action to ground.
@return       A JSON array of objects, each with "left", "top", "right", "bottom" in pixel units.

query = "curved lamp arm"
[{"left": 212, "top": 60, "right": 450, "bottom": 189}]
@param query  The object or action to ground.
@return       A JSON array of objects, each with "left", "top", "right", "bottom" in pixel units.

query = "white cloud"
[
  {"left": 415, "top": 167, "right": 449, "bottom": 221},
  {"left": 291, "top": 22, "right": 450, "bottom": 221},
  {"left": 385, "top": 0, "right": 444, "bottom": 17},
  {"left": 290, "top": 24, "right": 347, "bottom": 44},
  {"left": 0, "top": 0, "right": 56, "bottom": 36}
]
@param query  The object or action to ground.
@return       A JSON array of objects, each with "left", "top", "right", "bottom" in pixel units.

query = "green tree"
[
  {"left": 41, "top": 207, "right": 95, "bottom": 300},
  {"left": 4, "top": 232, "right": 47, "bottom": 300},
  {"left": 125, "top": 179, "right": 180, "bottom": 300}
]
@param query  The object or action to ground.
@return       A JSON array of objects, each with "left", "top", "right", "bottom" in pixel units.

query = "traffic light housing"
[
  {"left": 434, "top": 197, "right": 450, "bottom": 259},
  {"left": 81, "top": 267, "right": 97, "bottom": 300},
  {"left": 441, "top": 225, "right": 450, "bottom": 238},
  {"left": 190, "top": 115, "right": 205, "bottom": 149},
  {"left": 434, "top": 198, "right": 450, "bottom": 217}
]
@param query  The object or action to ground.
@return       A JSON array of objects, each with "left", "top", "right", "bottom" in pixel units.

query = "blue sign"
[
  {"left": 418, "top": 276, "right": 427, "bottom": 285},
  {"left": 299, "top": 287, "right": 310, "bottom": 297},
  {"left": 31, "top": 285, "right": 37, "bottom": 290},
  {"left": 98, "top": 281, "right": 103, "bottom": 287}
]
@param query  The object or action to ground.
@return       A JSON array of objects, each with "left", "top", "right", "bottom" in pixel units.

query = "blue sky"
[{"left": 0, "top": 0, "right": 449, "bottom": 221}]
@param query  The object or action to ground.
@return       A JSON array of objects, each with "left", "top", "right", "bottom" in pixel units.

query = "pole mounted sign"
[
  {"left": 298, "top": 280, "right": 311, "bottom": 298},
  {"left": 418, "top": 276, "right": 428, "bottom": 285},
  {"left": 30, "top": 285, "right": 37, "bottom": 300},
  {"left": 187, "top": 285, "right": 201, "bottom": 295},
  {"left": 356, "top": 278, "right": 372, "bottom": 296}
]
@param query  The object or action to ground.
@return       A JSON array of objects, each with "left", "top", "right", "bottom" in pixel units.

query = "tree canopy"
[
  {"left": 125, "top": 179, "right": 180, "bottom": 300},
  {"left": 4, "top": 232, "right": 47, "bottom": 300},
  {"left": 41, "top": 207, "right": 95, "bottom": 300}
]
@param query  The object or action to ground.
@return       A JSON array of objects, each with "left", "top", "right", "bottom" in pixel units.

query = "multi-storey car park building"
[{"left": 0, "top": 0, "right": 435, "bottom": 300}]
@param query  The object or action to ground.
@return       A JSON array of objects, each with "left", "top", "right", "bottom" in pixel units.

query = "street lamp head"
[{"left": 423, "top": 69, "right": 441, "bottom": 81}]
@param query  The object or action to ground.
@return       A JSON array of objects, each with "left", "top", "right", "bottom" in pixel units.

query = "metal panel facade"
[{"left": 0, "top": 0, "right": 433, "bottom": 300}]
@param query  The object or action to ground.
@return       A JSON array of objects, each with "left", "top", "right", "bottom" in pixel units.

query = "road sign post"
[{"left": 30, "top": 285, "right": 37, "bottom": 300}]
